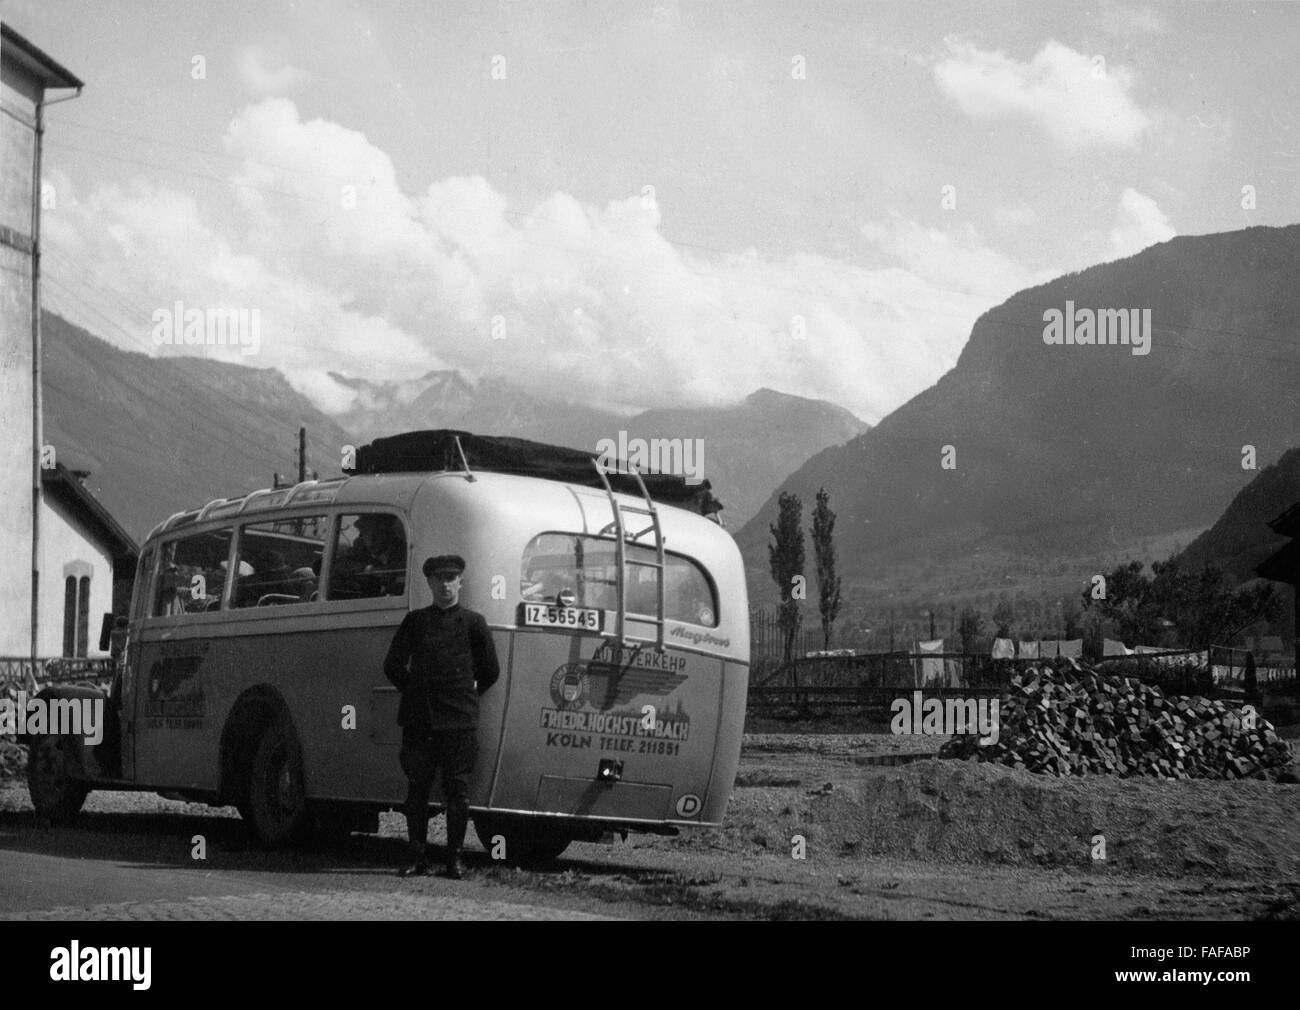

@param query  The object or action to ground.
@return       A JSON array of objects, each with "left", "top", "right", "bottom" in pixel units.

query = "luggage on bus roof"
[{"left": 349, "top": 429, "right": 722, "bottom": 515}]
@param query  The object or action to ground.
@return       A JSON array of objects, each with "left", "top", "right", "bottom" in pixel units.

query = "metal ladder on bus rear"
[{"left": 594, "top": 462, "right": 667, "bottom": 651}]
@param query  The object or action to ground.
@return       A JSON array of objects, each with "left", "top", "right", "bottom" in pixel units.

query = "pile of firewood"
[{"left": 939, "top": 661, "right": 1293, "bottom": 780}]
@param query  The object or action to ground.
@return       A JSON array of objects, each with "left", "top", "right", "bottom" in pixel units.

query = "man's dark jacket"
[{"left": 384, "top": 604, "right": 501, "bottom": 732}]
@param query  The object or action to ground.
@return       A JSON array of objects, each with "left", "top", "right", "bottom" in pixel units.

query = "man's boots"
[
  {"left": 399, "top": 840, "right": 430, "bottom": 877},
  {"left": 442, "top": 805, "right": 468, "bottom": 879}
]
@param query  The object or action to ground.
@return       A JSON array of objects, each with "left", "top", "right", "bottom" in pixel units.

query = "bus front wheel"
[
  {"left": 27, "top": 735, "right": 90, "bottom": 825},
  {"left": 473, "top": 814, "right": 571, "bottom": 867},
  {"left": 241, "top": 719, "right": 310, "bottom": 847}
]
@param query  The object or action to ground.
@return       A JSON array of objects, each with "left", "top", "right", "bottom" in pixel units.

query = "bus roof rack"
[{"left": 347, "top": 429, "right": 723, "bottom": 518}]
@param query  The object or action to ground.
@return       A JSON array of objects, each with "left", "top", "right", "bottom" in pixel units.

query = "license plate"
[{"left": 523, "top": 603, "right": 603, "bottom": 631}]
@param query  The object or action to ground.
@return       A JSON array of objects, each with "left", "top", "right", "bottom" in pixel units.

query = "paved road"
[
  {"left": 0, "top": 786, "right": 629, "bottom": 921},
  {"left": 0, "top": 847, "right": 624, "bottom": 920}
]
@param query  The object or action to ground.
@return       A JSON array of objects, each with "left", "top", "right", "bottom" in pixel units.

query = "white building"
[
  {"left": 36, "top": 464, "right": 137, "bottom": 658},
  {"left": 1, "top": 24, "right": 101, "bottom": 661}
]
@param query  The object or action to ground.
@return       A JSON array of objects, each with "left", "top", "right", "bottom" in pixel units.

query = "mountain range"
[{"left": 40, "top": 312, "right": 866, "bottom": 541}]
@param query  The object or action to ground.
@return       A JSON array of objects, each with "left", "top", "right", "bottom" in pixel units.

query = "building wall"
[
  {"left": 0, "top": 55, "right": 40, "bottom": 655},
  {"left": 37, "top": 494, "right": 114, "bottom": 658}
]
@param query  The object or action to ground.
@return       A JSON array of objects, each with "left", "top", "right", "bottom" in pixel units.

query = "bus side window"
[
  {"left": 133, "top": 544, "right": 156, "bottom": 622},
  {"left": 329, "top": 514, "right": 407, "bottom": 600},
  {"left": 231, "top": 517, "right": 327, "bottom": 607},
  {"left": 150, "top": 528, "right": 235, "bottom": 617}
]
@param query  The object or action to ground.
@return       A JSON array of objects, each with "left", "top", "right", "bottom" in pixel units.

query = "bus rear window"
[{"left": 521, "top": 533, "right": 717, "bottom": 627}]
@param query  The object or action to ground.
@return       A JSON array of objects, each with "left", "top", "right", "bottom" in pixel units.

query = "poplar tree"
[
  {"left": 768, "top": 491, "right": 806, "bottom": 672},
  {"left": 811, "top": 487, "right": 843, "bottom": 651}
]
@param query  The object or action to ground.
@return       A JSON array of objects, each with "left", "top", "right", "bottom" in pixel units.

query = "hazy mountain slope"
[
  {"left": 42, "top": 313, "right": 866, "bottom": 538},
  {"left": 42, "top": 312, "right": 355, "bottom": 542},
  {"left": 1176, "top": 446, "right": 1300, "bottom": 582},
  {"left": 318, "top": 376, "right": 868, "bottom": 526},
  {"left": 736, "top": 225, "right": 1300, "bottom": 602}
]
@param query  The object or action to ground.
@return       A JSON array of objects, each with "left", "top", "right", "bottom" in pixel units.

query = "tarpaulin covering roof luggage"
[{"left": 349, "top": 430, "right": 723, "bottom": 516}]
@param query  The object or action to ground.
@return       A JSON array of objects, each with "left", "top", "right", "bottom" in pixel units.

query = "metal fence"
[
  {"left": 748, "top": 643, "right": 1298, "bottom": 712},
  {"left": 749, "top": 608, "right": 820, "bottom": 683},
  {"left": 0, "top": 657, "right": 115, "bottom": 691}
]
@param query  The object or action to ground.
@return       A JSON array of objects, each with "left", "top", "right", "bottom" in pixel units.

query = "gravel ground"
[{"left": 3, "top": 730, "right": 1299, "bottom": 919}]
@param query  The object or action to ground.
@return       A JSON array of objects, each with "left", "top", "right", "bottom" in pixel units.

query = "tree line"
[{"left": 767, "top": 486, "right": 1281, "bottom": 661}]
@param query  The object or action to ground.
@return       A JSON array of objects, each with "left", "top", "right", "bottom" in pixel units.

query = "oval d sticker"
[{"left": 675, "top": 794, "right": 702, "bottom": 817}]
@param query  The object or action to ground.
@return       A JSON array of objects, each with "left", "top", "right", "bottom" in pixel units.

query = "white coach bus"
[{"left": 25, "top": 432, "right": 749, "bottom": 865}]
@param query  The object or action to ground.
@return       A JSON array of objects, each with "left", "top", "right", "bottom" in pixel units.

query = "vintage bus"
[{"left": 26, "top": 432, "right": 749, "bottom": 864}]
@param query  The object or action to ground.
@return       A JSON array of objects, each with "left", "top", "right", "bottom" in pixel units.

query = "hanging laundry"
[{"left": 916, "top": 638, "right": 945, "bottom": 686}]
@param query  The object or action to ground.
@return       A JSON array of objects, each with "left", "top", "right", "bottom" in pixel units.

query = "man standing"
[{"left": 384, "top": 554, "right": 500, "bottom": 878}]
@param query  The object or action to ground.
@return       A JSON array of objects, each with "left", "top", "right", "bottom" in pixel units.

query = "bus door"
[
  {"left": 132, "top": 526, "right": 236, "bottom": 790},
  {"left": 489, "top": 531, "right": 724, "bottom": 826}
]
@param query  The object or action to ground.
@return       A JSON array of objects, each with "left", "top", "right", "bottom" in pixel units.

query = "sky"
[{"left": 4, "top": 0, "right": 1298, "bottom": 422}]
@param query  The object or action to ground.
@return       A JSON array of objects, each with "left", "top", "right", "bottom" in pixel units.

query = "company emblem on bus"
[
  {"left": 143, "top": 655, "right": 206, "bottom": 729},
  {"left": 541, "top": 656, "right": 692, "bottom": 747},
  {"left": 549, "top": 664, "right": 590, "bottom": 710}
]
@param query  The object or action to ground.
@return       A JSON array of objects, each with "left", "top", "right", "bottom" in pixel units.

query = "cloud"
[
  {"left": 934, "top": 38, "right": 1151, "bottom": 149},
  {"left": 861, "top": 216, "right": 1053, "bottom": 300},
  {"left": 236, "top": 46, "right": 309, "bottom": 95},
  {"left": 1097, "top": 2, "right": 1168, "bottom": 36},
  {"left": 1108, "top": 187, "right": 1175, "bottom": 258},
  {"left": 45, "top": 99, "right": 1054, "bottom": 424}
]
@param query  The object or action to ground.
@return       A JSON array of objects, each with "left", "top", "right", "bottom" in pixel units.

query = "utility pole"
[{"left": 297, "top": 425, "right": 306, "bottom": 484}]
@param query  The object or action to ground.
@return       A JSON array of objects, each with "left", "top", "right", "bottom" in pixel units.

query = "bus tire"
[
  {"left": 241, "top": 718, "right": 310, "bottom": 848},
  {"left": 473, "top": 815, "right": 571, "bottom": 867},
  {"left": 27, "top": 734, "right": 90, "bottom": 825}
]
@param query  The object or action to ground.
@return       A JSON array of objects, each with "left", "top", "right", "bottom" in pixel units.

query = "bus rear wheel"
[
  {"left": 473, "top": 814, "right": 571, "bottom": 867},
  {"left": 241, "top": 719, "right": 310, "bottom": 847},
  {"left": 27, "top": 735, "right": 90, "bottom": 825}
]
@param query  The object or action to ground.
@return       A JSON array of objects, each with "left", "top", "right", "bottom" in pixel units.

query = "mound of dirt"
[
  {"left": 724, "top": 758, "right": 1300, "bottom": 879},
  {"left": 939, "top": 662, "right": 1293, "bottom": 780}
]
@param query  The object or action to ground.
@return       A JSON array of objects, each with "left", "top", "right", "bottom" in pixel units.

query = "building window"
[
  {"left": 62, "top": 572, "right": 92, "bottom": 657},
  {"left": 77, "top": 576, "right": 90, "bottom": 657},
  {"left": 63, "top": 577, "right": 77, "bottom": 657}
]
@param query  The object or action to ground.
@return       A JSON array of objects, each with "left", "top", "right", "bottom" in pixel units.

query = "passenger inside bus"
[
  {"left": 222, "top": 519, "right": 327, "bottom": 607},
  {"left": 330, "top": 514, "right": 407, "bottom": 598}
]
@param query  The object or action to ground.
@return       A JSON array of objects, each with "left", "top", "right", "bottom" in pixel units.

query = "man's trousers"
[{"left": 399, "top": 728, "right": 477, "bottom": 851}]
